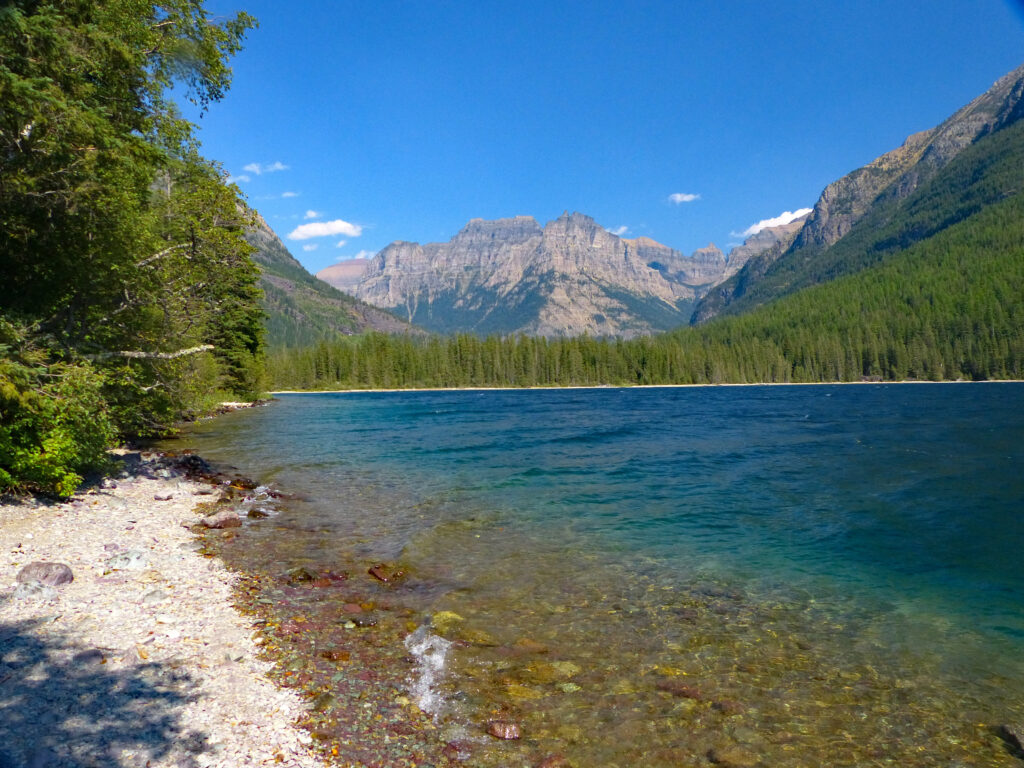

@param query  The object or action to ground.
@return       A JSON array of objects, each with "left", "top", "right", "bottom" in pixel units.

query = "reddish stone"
[
  {"left": 487, "top": 720, "right": 521, "bottom": 740},
  {"left": 656, "top": 680, "right": 703, "bottom": 699},
  {"left": 342, "top": 603, "right": 363, "bottom": 614}
]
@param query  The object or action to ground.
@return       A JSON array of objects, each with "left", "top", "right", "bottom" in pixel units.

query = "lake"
[{"left": 180, "top": 383, "right": 1024, "bottom": 767}]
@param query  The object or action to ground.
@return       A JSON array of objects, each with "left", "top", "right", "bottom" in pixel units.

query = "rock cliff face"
[
  {"left": 693, "top": 62, "right": 1024, "bottom": 323},
  {"left": 333, "top": 212, "right": 734, "bottom": 337}
]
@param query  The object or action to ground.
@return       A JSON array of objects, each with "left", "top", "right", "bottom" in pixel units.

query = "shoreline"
[
  {"left": 270, "top": 378, "right": 1024, "bottom": 395},
  {"left": 0, "top": 451, "right": 325, "bottom": 768}
]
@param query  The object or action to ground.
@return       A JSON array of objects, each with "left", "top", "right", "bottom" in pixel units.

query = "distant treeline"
[{"left": 268, "top": 189, "right": 1024, "bottom": 390}]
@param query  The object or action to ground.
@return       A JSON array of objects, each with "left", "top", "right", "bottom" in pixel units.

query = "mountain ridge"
[
  {"left": 318, "top": 212, "right": 774, "bottom": 337},
  {"left": 693, "top": 61, "right": 1024, "bottom": 323}
]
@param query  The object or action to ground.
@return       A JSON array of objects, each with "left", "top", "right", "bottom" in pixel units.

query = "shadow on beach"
[{"left": 0, "top": 618, "right": 209, "bottom": 768}]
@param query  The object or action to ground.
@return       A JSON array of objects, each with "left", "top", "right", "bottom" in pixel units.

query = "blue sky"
[{"left": 184, "top": 0, "right": 1024, "bottom": 275}]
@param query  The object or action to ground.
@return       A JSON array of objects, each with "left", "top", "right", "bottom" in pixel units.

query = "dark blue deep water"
[{"left": 183, "top": 383, "right": 1024, "bottom": 766}]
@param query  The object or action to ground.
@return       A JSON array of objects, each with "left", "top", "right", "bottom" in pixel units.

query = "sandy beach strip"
[{"left": 0, "top": 451, "right": 325, "bottom": 768}]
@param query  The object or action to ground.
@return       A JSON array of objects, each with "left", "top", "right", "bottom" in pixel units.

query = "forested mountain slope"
[
  {"left": 694, "top": 62, "right": 1024, "bottom": 323},
  {"left": 245, "top": 214, "right": 416, "bottom": 347}
]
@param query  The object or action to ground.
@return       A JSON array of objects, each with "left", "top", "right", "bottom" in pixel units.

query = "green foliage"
[
  {"left": 0, "top": 0, "right": 261, "bottom": 494},
  {"left": 0, "top": 321, "right": 115, "bottom": 496}
]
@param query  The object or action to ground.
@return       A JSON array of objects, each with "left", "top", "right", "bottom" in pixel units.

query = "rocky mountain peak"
[
  {"left": 692, "top": 244, "right": 726, "bottom": 264},
  {"left": 543, "top": 211, "right": 605, "bottom": 239},
  {"left": 452, "top": 216, "right": 542, "bottom": 245}
]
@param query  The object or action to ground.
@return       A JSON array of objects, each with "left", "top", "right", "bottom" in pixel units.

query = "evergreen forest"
[
  {"left": 0, "top": 0, "right": 262, "bottom": 495},
  {"left": 267, "top": 185, "right": 1024, "bottom": 390}
]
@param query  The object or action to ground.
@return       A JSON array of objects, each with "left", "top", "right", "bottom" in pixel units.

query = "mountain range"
[
  {"left": 316, "top": 213, "right": 798, "bottom": 337},
  {"left": 260, "top": 61, "right": 1024, "bottom": 347}
]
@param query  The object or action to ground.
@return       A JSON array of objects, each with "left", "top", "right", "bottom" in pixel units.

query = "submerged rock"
[
  {"left": 656, "top": 680, "right": 704, "bottom": 699},
  {"left": 284, "top": 566, "right": 317, "bottom": 583},
  {"left": 487, "top": 720, "right": 521, "bottom": 740},
  {"left": 368, "top": 562, "right": 406, "bottom": 583},
  {"left": 16, "top": 562, "right": 74, "bottom": 586},
  {"left": 994, "top": 723, "right": 1024, "bottom": 758},
  {"left": 707, "top": 745, "right": 759, "bottom": 767}
]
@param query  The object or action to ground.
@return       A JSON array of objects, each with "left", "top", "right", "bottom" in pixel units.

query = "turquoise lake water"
[{"left": 183, "top": 384, "right": 1024, "bottom": 766}]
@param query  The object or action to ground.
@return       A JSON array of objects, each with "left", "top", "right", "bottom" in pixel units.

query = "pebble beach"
[{"left": 0, "top": 450, "right": 324, "bottom": 768}]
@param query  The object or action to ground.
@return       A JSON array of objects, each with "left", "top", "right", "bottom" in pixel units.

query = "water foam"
[{"left": 403, "top": 624, "right": 452, "bottom": 718}]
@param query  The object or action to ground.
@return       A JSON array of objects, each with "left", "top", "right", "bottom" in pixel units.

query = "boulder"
[
  {"left": 16, "top": 562, "right": 74, "bottom": 586},
  {"left": 200, "top": 510, "right": 242, "bottom": 529}
]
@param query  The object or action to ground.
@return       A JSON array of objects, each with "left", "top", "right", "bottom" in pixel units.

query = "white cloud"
[
  {"left": 304, "top": 210, "right": 322, "bottom": 220},
  {"left": 352, "top": 249, "right": 375, "bottom": 260},
  {"left": 738, "top": 207, "right": 813, "bottom": 238},
  {"left": 335, "top": 240, "right": 347, "bottom": 248},
  {"left": 281, "top": 191, "right": 299, "bottom": 198},
  {"left": 243, "top": 161, "right": 290, "bottom": 175},
  {"left": 226, "top": 174, "right": 250, "bottom": 184},
  {"left": 607, "top": 225, "right": 630, "bottom": 236},
  {"left": 669, "top": 192, "right": 701, "bottom": 204},
  {"left": 288, "top": 219, "right": 363, "bottom": 240},
  {"left": 302, "top": 244, "right": 319, "bottom": 252}
]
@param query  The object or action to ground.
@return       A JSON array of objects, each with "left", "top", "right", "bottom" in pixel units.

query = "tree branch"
[
  {"left": 85, "top": 344, "right": 213, "bottom": 361},
  {"left": 137, "top": 242, "right": 190, "bottom": 268}
]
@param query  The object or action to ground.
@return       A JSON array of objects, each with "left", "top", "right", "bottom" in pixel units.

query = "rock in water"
[
  {"left": 200, "top": 510, "right": 242, "bottom": 529},
  {"left": 995, "top": 724, "right": 1024, "bottom": 757},
  {"left": 707, "top": 745, "right": 759, "bottom": 767},
  {"left": 486, "top": 721, "right": 521, "bottom": 740},
  {"left": 16, "top": 562, "right": 74, "bottom": 586},
  {"left": 368, "top": 563, "right": 405, "bottom": 583}
]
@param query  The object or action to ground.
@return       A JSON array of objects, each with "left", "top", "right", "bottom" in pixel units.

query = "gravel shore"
[{"left": 0, "top": 452, "right": 325, "bottom": 768}]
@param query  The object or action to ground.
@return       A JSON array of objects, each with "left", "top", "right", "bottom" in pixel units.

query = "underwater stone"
[{"left": 487, "top": 720, "right": 521, "bottom": 740}]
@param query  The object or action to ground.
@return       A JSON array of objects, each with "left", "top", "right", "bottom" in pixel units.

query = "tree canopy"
[{"left": 0, "top": 0, "right": 262, "bottom": 495}]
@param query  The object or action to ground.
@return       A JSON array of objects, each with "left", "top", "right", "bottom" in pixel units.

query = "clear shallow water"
[{"left": 182, "top": 384, "right": 1024, "bottom": 766}]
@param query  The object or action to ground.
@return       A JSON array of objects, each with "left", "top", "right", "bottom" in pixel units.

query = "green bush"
[{"left": 0, "top": 323, "right": 116, "bottom": 497}]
